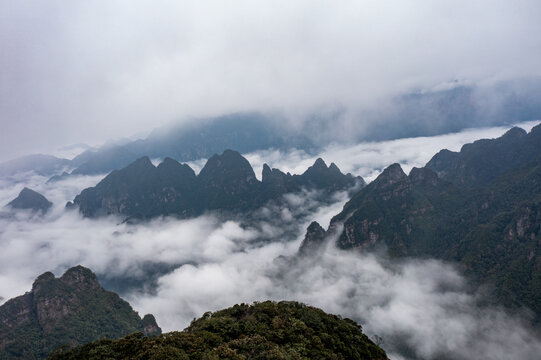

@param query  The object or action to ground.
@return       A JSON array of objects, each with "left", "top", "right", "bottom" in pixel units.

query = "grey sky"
[{"left": 1, "top": 0, "right": 541, "bottom": 160}]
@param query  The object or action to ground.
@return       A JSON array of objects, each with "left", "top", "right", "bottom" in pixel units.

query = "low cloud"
[
  {"left": 1, "top": 124, "right": 541, "bottom": 359},
  {"left": 205, "top": 120, "right": 539, "bottom": 182}
]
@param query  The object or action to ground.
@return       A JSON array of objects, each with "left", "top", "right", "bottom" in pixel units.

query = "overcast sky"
[{"left": 1, "top": 0, "right": 541, "bottom": 160}]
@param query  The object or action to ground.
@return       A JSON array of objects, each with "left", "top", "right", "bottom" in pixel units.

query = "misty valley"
[{"left": 0, "top": 117, "right": 540, "bottom": 360}]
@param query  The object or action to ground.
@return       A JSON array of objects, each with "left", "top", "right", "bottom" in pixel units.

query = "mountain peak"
[
  {"left": 313, "top": 158, "right": 327, "bottom": 169},
  {"left": 262, "top": 163, "right": 272, "bottom": 181},
  {"left": 32, "top": 271, "right": 56, "bottom": 293},
  {"left": 129, "top": 156, "right": 154, "bottom": 169},
  {"left": 60, "top": 265, "right": 100, "bottom": 289},
  {"left": 329, "top": 162, "right": 341, "bottom": 173},
  {"left": 7, "top": 187, "right": 52, "bottom": 212},
  {"left": 501, "top": 126, "right": 527, "bottom": 140},
  {"left": 302, "top": 158, "right": 329, "bottom": 177},
  {"left": 374, "top": 163, "right": 407, "bottom": 187},
  {"left": 199, "top": 149, "right": 257, "bottom": 184},
  {"left": 142, "top": 314, "right": 162, "bottom": 336},
  {"left": 157, "top": 157, "right": 196, "bottom": 179},
  {"left": 298, "top": 221, "right": 326, "bottom": 255}
]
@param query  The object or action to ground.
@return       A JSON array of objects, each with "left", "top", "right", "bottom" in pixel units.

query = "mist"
[
  {"left": 2, "top": 1, "right": 541, "bottom": 160},
  {"left": 1, "top": 174, "right": 540, "bottom": 359},
  {"left": 1, "top": 124, "right": 541, "bottom": 358}
]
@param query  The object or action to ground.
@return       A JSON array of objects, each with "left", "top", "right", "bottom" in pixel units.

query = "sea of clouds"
[{"left": 1, "top": 121, "right": 540, "bottom": 359}]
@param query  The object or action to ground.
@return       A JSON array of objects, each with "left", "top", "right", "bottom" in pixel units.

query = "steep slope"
[
  {"left": 69, "top": 150, "right": 362, "bottom": 220},
  {"left": 298, "top": 221, "right": 327, "bottom": 256},
  {"left": 329, "top": 126, "right": 541, "bottom": 316},
  {"left": 7, "top": 188, "right": 53, "bottom": 212},
  {"left": 49, "top": 301, "right": 387, "bottom": 360},
  {"left": 0, "top": 266, "right": 160, "bottom": 360}
]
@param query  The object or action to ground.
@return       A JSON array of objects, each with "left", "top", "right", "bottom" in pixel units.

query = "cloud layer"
[
  {"left": 2, "top": 1, "right": 541, "bottom": 159},
  {"left": 1, "top": 123, "right": 541, "bottom": 359}
]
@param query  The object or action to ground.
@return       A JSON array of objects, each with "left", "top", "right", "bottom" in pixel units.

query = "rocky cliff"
[{"left": 0, "top": 266, "right": 160, "bottom": 359}]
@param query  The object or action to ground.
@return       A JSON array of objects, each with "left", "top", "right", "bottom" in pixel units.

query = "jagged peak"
[
  {"left": 299, "top": 221, "right": 326, "bottom": 255},
  {"left": 199, "top": 149, "right": 256, "bottom": 182},
  {"left": 142, "top": 314, "right": 162, "bottom": 336},
  {"left": 130, "top": 156, "right": 154, "bottom": 168},
  {"left": 376, "top": 163, "right": 407, "bottom": 184},
  {"left": 157, "top": 157, "right": 196, "bottom": 176},
  {"left": 32, "top": 271, "right": 55, "bottom": 292},
  {"left": 60, "top": 265, "right": 100, "bottom": 288},
  {"left": 329, "top": 162, "right": 341, "bottom": 173},
  {"left": 116, "top": 156, "right": 156, "bottom": 177},
  {"left": 262, "top": 163, "right": 272, "bottom": 180},
  {"left": 313, "top": 158, "right": 328, "bottom": 169},
  {"left": 262, "top": 164, "right": 288, "bottom": 183},
  {"left": 306, "top": 221, "right": 325, "bottom": 234},
  {"left": 302, "top": 158, "right": 330, "bottom": 177}
]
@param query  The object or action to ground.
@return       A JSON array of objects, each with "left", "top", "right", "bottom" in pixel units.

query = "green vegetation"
[
  {"left": 49, "top": 301, "right": 387, "bottom": 360},
  {"left": 332, "top": 125, "right": 541, "bottom": 318},
  {"left": 0, "top": 266, "right": 160, "bottom": 360}
]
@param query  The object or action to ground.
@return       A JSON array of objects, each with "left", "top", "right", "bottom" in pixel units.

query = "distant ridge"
[{"left": 68, "top": 150, "right": 364, "bottom": 220}]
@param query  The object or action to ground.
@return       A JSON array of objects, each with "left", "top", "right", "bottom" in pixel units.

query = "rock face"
[
  {"left": 0, "top": 266, "right": 160, "bottom": 359},
  {"left": 7, "top": 188, "right": 52, "bottom": 212},
  {"left": 298, "top": 221, "right": 327, "bottom": 256},
  {"left": 330, "top": 125, "right": 541, "bottom": 318},
  {"left": 49, "top": 301, "right": 388, "bottom": 360},
  {"left": 70, "top": 150, "right": 363, "bottom": 220}
]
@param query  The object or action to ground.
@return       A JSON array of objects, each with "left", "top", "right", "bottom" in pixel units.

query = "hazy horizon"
[{"left": 2, "top": 1, "right": 541, "bottom": 160}]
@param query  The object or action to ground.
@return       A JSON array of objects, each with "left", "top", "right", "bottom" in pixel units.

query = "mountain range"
[
  {"left": 2, "top": 78, "right": 541, "bottom": 181},
  {"left": 67, "top": 150, "right": 363, "bottom": 220}
]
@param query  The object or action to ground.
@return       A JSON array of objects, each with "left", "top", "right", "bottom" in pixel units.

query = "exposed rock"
[
  {"left": 298, "top": 221, "right": 326, "bottom": 255},
  {"left": 141, "top": 314, "right": 161, "bottom": 336}
]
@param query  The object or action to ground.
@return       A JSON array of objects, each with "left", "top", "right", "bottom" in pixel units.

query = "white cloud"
[
  {"left": 2, "top": 1, "right": 541, "bottom": 159},
  {"left": 1, "top": 123, "right": 541, "bottom": 359}
]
